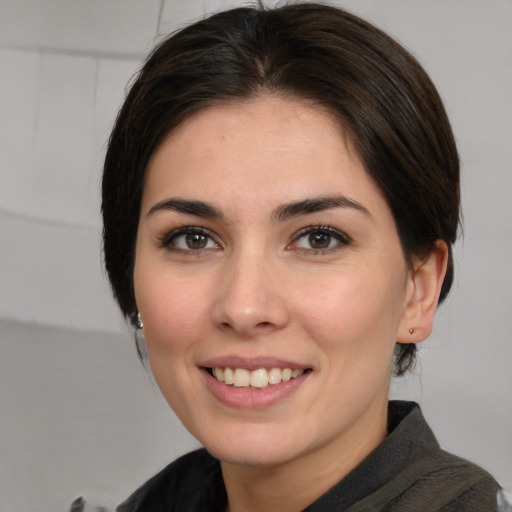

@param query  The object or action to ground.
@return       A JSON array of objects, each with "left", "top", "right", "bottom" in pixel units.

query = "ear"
[{"left": 397, "top": 240, "right": 449, "bottom": 344}]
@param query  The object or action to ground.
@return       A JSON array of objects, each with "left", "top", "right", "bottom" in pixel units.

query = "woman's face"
[{"left": 134, "top": 96, "right": 415, "bottom": 470}]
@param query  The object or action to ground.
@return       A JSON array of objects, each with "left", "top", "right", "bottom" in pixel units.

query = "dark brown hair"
[{"left": 102, "top": 3, "right": 460, "bottom": 375}]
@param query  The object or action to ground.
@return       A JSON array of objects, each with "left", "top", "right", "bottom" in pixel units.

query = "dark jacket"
[{"left": 117, "top": 401, "right": 500, "bottom": 511}]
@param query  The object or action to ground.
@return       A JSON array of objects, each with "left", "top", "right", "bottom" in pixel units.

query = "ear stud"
[{"left": 409, "top": 328, "right": 415, "bottom": 334}]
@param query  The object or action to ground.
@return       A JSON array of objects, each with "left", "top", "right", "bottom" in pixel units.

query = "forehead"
[{"left": 142, "top": 96, "right": 386, "bottom": 218}]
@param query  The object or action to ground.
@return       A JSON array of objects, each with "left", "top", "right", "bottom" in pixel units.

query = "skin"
[{"left": 133, "top": 96, "right": 447, "bottom": 512}]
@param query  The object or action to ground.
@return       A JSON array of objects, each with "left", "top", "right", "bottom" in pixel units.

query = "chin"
[
  {"left": 197, "top": 421, "right": 315, "bottom": 468},
  {"left": 209, "top": 442, "right": 300, "bottom": 468}
]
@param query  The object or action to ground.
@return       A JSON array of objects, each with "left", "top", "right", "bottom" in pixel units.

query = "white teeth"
[
  {"left": 268, "top": 367, "right": 282, "bottom": 385},
  {"left": 212, "top": 367, "right": 305, "bottom": 388},
  {"left": 213, "top": 367, "right": 224, "bottom": 382},
  {"left": 224, "top": 367, "right": 234, "bottom": 385},
  {"left": 250, "top": 368, "right": 269, "bottom": 388},
  {"left": 233, "top": 368, "right": 250, "bottom": 387},
  {"left": 281, "top": 368, "right": 292, "bottom": 381}
]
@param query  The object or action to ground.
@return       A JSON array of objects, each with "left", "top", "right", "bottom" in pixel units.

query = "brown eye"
[
  {"left": 163, "top": 227, "right": 219, "bottom": 251},
  {"left": 185, "top": 233, "right": 208, "bottom": 249},
  {"left": 308, "top": 232, "right": 331, "bottom": 249},
  {"left": 292, "top": 225, "right": 350, "bottom": 253}
]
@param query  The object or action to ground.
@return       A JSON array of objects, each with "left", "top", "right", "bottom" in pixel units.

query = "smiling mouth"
[{"left": 207, "top": 367, "right": 311, "bottom": 389}]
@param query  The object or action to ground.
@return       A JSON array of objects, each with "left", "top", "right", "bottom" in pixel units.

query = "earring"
[
  {"left": 409, "top": 328, "right": 415, "bottom": 334},
  {"left": 134, "top": 312, "right": 144, "bottom": 330}
]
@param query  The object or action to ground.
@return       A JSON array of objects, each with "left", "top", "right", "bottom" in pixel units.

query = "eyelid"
[
  {"left": 289, "top": 225, "right": 351, "bottom": 251},
  {"left": 296, "top": 225, "right": 350, "bottom": 242},
  {"left": 159, "top": 226, "right": 219, "bottom": 250}
]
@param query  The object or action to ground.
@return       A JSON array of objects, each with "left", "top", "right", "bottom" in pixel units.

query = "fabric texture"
[{"left": 117, "top": 401, "right": 500, "bottom": 512}]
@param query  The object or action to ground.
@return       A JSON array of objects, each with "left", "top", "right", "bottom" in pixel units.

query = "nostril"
[{"left": 212, "top": 296, "right": 290, "bottom": 335}]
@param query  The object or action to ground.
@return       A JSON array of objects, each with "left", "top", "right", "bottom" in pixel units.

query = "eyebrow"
[
  {"left": 147, "top": 198, "right": 223, "bottom": 219},
  {"left": 271, "top": 195, "right": 371, "bottom": 222},
  {"left": 147, "top": 195, "right": 371, "bottom": 222}
]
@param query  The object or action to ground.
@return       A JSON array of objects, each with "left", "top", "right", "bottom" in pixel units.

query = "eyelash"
[
  {"left": 290, "top": 225, "right": 351, "bottom": 254},
  {"left": 159, "top": 227, "right": 219, "bottom": 251},
  {"left": 159, "top": 225, "right": 351, "bottom": 253}
]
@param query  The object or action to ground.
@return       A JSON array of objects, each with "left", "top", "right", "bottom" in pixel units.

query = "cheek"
[
  {"left": 135, "top": 271, "right": 210, "bottom": 356},
  {"left": 297, "top": 267, "right": 406, "bottom": 360}
]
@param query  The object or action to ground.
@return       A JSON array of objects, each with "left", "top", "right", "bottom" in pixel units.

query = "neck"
[{"left": 221, "top": 399, "right": 388, "bottom": 512}]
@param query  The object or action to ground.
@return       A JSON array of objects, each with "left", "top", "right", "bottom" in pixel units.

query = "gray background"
[{"left": 0, "top": 0, "right": 511, "bottom": 510}]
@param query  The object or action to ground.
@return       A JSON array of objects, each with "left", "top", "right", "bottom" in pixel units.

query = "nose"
[{"left": 211, "top": 253, "right": 290, "bottom": 338}]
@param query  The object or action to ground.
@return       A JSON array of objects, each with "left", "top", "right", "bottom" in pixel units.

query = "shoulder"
[
  {"left": 116, "top": 448, "right": 224, "bottom": 512},
  {"left": 322, "top": 401, "right": 502, "bottom": 512},
  {"left": 387, "top": 449, "right": 500, "bottom": 512},
  {"left": 371, "top": 402, "right": 500, "bottom": 512}
]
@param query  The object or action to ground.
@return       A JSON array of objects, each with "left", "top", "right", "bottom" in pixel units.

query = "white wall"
[{"left": 0, "top": 0, "right": 510, "bottom": 510}]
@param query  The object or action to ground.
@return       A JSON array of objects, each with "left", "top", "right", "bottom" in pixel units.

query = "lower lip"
[{"left": 202, "top": 369, "right": 311, "bottom": 409}]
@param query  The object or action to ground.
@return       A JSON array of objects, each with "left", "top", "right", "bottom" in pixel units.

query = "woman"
[{"left": 102, "top": 3, "right": 502, "bottom": 511}]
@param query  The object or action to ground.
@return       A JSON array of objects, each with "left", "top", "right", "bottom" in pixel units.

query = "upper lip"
[{"left": 199, "top": 355, "right": 310, "bottom": 371}]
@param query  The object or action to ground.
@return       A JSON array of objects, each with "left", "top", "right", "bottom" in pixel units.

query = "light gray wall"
[{"left": 0, "top": 1, "right": 510, "bottom": 510}]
